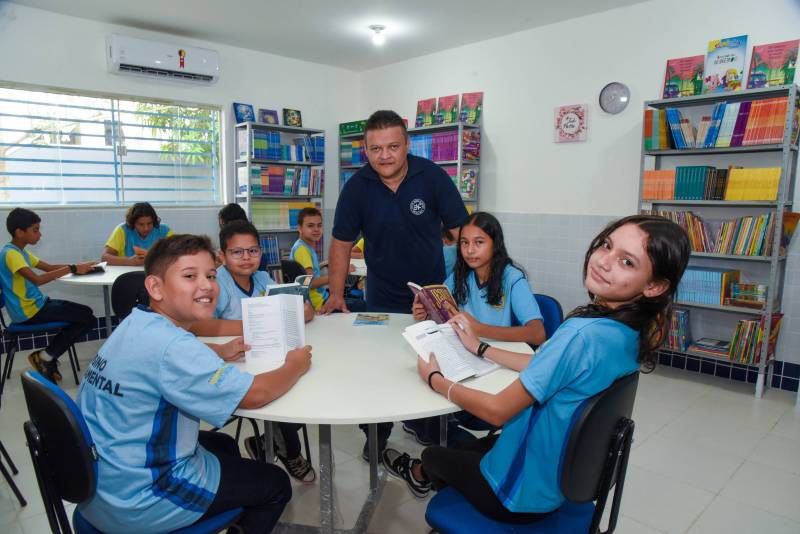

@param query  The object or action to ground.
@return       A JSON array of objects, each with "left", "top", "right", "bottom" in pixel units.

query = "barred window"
[{"left": 0, "top": 85, "right": 221, "bottom": 206}]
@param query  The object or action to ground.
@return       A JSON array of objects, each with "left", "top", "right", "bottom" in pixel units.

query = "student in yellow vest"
[{"left": 103, "top": 202, "right": 173, "bottom": 266}]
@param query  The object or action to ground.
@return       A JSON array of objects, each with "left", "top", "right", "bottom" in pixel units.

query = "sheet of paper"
[
  {"left": 350, "top": 258, "right": 367, "bottom": 276},
  {"left": 402, "top": 321, "right": 474, "bottom": 382},
  {"left": 241, "top": 294, "right": 304, "bottom": 374},
  {"left": 438, "top": 324, "right": 500, "bottom": 376}
]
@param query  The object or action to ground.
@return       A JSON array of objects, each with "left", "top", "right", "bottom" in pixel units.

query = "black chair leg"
[
  {"left": 300, "top": 424, "right": 312, "bottom": 464},
  {"left": 0, "top": 345, "right": 16, "bottom": 401},
  {"left": 72, "top": 344, "right": 80, "bottom": 372},
  {"left": 67, "top": 346, "right": 79, "bottom": 385},
  {"left": 0, "top": 440, "right": 26, "bottom": 507},
  {"left": 234, "top": 417, "right": 243, "bottom": 443}
]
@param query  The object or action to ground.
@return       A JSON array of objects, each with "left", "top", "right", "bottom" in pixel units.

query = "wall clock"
[{"left": 599, "top": 82, "right": 630, "bottom": 114}]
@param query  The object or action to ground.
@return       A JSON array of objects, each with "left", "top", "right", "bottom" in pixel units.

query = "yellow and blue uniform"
[
  {"left": 480, "top": 317, "right": 639, "bottom": 512},
  {"left": 0, "top": 243, "right": 47, "bottom": 323},
  {"left": 290, "top": 239, "right": 327, "bottom": 310},
  {"left": 105, "top": 223, "right": 173, "bottom": 257}
]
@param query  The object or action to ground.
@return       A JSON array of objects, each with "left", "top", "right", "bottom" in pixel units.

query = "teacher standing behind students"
[{"left": 322, "top": 110, "right": 468, "bottom": 314}]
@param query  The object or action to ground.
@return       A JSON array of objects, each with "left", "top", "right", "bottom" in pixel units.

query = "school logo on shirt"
[{"left": 410, "top": 198, "right": 426, "bottom": 215}]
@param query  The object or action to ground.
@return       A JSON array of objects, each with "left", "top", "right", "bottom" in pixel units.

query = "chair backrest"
[
  {"left": 21, "top": 371, "right": 97, "bottom": 504},
  {"left": 280, "top": 259, "right": 308, "bottom": 283},
  {"left": 559, "top": 372, "right": 639, "bottom": 503},
  {"left": 111, "top": 271, "right": 148, "bottom": 320},
  {"left": 534, "top": 293, "right": 564, "bottom": 340}
]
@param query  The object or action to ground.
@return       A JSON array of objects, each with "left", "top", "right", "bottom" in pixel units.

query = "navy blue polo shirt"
[{"left": 333, "top": 154, "right": 468, "bottom": 312}]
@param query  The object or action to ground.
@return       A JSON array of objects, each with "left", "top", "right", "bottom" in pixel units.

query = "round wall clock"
[{"left": 599, "top": 82, "right": 630, "bottom": 114}]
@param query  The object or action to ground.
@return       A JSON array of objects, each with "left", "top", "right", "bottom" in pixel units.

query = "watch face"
[{"left": 599, "top": 82, "right": 630, "bottom": 114}]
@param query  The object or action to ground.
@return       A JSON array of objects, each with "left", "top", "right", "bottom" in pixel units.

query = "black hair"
[
  {"left": 6, "top": 208, "right": 41, "bottom": 236},
  {"left": 218, "top": 203, "right": 248, "bottom": 226},
  {"left": 125, "top": 202, "right": 161, "bottom": 229},
  {"left": 364, "top": 110, "right": 407, "bottom": 139},
  {"left": 452, "top": 212, "right": 524, "bottom": 307},
  {"left": 297, "top": 207, "right": 322, "bottom": 227},
  {"left": 145, "top": 234, "right": 215, "bottom": 278},
  {"left": 219, "top": 220, "right": 260, "bottom": 252},
  {"left": 568, "top": 214, "right": 691, "bottom": 371}
]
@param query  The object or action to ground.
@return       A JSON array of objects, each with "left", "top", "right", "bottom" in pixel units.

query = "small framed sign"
[{"left": 554, "top": 104, "right": 587, "bottom": 143}]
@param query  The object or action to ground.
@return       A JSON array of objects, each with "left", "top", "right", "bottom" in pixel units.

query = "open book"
[
  {"left": 402, "top": 320, "right": 499, "bottom": 382},
  {"left": 75, "top": 261, "right": 107, "bottom": 275},
  {"left": 407, "top": 282, "right": 458, "bottom": 324},
  {"left": 241, "top": 294, "right": 305, "bottom": 374},
  {"left": 267, "top": 275, "right": 312, "bottom": 302}
]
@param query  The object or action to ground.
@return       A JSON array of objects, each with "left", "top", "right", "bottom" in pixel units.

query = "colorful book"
[
  {"left": 415, "top": 98, "right": 436, "bottom": 128},
  {"left": 459, "top": 92, "right": 483, "bottom": 124},
  {"left": 436, "top": 95, "right": 459, "bottom": 124},
  {"left": 747, "top": 39, "right": 799, "bottom": 89},
  {"left": 663, "top": 55, "right": 705, "bottom": 98},
  {"left": 407, "top": 282, "right": 458, "bottom": 324},
  {"left": 702, "top": 35, "right": 748, "bottom": 94}
]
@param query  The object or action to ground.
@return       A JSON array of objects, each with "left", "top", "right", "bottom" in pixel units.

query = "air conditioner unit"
[{"left": 106, "top": 34, "right": 220, "bottom": 85}]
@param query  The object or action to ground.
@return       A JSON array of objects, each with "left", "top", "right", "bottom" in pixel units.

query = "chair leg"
[
  {"left": 67, "top": 345, "right": 79, "bottom": 385},
  {"left": 72, "top": 344, "right": 80, "bottom": 372},
  {"left": 234, "top": 417, "right": 244, "bottom": 443},
  {"left": 0, "top": 345, "right": 16, "bottom": 401},
  {"left": 0, "top": 440, "right": 27, "bottom": 507}
]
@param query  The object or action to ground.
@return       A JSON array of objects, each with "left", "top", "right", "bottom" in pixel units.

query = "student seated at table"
[
  {"left": 413, "top": 212, "right": 545, "bottom": 345},
  {"left": 217, "top": 203, "right": 270, "bottom": 272},
  {"left": 189, "top": 220, "right": 315, "bottom": 483},
  {"left": 102, "top": 202, "right": 172, "bottom": 266},
  {"left": 77, "top": 234, "right": 312, "bottom": 534},
  {"left": 0, "top": 208, "right": 96, "bottom": 384},
  {"left": 383, "top": 215, "right": 689, "bottom": 523}
]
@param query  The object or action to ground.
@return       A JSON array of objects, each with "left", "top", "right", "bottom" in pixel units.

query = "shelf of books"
[
  {"left": 639, "top": 83, "right": 799, "bottom": 398},
  {"left": 338, "top": 118, "right": 481, "bottom": 211},
  {"left": 235, "top": 121, "right": 325, "bottom": 278}
]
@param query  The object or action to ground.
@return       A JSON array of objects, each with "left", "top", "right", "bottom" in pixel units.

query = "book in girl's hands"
[
  {"left": 241, "top": 294, "right": 305, "bottom": 374},
  {"left": 402, "top": 320, "right": 499, "bottom": 382},
  {"left": 408, "top": 282, "right": 458, "bottom": 324}
]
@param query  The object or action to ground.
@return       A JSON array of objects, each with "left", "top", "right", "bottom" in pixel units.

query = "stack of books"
[
  {"left": 260, "top": 234, "right": 281, "bottom": 266},
  {"left": 340, "top": 170, "right": 356, "bottom": 190},
  {"left": 676, "top": 267, "right": 739, "bottom": 305},
  {"left": 724, "top": 282, "right": 769, "bottom": 309},
  {"left": 245, "top": 166, "right": 324, "bottom": 196},
  {"left": 729, "top": 313, "right": 783, "bottom": 364},
  {"left": 642, "top": 167, "right": 779, "bottom": 201},
  {"left": 723, "top": 167, "right": 781, "bottom": 200},
  {"left": 250, "top": 200, "right": 320, "bottom": 230},
  {"left": 462, "top": 130, "right": 481, "bottom": 160},
  {"left": 340, "top": 139, "right": 366, "bottom": 166},
  {"left": 665, "top": 309, "right": 690, "bottom": 351},
  {"left": 409, "top": 132, "right": 459, "bottom": 161},
  {"left": 687, "top": 338, "right": 731, "bottom": 359},
  {"left": 643, "top": 109, "right": 671, "bottom": 150}
]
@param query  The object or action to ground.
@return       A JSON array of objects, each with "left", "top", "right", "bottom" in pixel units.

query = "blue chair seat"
[
  {"left": 425, "top": 487, "right": 593, "bottom": 534},
  {"left": 6, "top": 321, "right": 70, "bottom": 334},
  {"left": 73, "top": 506, "right": 244, "bottom": 534}
]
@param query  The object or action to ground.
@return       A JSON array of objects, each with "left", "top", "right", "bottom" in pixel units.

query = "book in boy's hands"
[
  {"left": 241, "top": 294, "right": 305, "bottom": 374},
  {"left": 266, "top": 280, "right": 310, "bottom": 302},
  {"left": 78, "top": 261, "right": 107, "bottom": 275},
  {"left": 402, "top": 320, "right": 499, "bottom": 383},
  {"left": 407, "top": 282, "right": 458, "bottom": 324}
]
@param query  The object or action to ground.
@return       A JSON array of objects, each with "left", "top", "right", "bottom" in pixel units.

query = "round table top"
[
  {"left": 58, "top": 265, "right": 143, "bottom": 286},
  {"left": 204, "top": 313, "right": 532, "bottom": 425}
]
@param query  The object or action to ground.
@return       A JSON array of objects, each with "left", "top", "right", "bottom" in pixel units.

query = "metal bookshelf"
[
  {"left": 235, "top": 121, "right": 325, "bottom": 272},
  {"left": 639, "top": 84, "right": 799, "bottom": 401}
]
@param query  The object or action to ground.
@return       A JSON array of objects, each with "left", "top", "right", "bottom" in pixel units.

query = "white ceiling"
[{"left": 9, "top": 0, "right": 649, "bottom": 71}]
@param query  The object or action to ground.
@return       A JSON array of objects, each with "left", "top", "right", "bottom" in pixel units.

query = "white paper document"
[
  {"left": 402, "top": 320, "right": 499, "bottom": 382},
  {"left": 241, "top": 294, "right": 305, "bottom": 374}
]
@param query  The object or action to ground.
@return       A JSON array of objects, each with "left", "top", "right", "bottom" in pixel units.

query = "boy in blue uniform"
[
  {"left": 103, "top": 202, "right": 172, "bottom": 266},
  {"left": 77, "top": 234, "right": 312, "bottom": 533},
  {"left": 190, "top": 220, "right": 315, "bottom": 483},
  {"left": 0, "top": 208, "right": 96, "bottom": 383}
]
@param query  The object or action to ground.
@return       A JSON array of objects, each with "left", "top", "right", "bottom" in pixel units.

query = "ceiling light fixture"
[{"left": 369, "top": 25, "right": 386, "bottom": 46}]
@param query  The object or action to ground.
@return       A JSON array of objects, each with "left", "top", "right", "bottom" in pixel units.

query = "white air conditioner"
[{"left": 106, "top": 34, "right": 220, "bottom": 85}]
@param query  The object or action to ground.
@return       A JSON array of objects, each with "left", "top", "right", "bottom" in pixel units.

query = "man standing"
[
  {"left": 322, "top": 110, "right": 468, "bottom": 460},
  {"left": 322, "top": 110, "right": 467, "bottom": 314}
]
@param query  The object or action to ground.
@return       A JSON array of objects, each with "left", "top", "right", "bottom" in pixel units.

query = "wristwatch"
[
  {"left": 69, "top": 264, "right": 77, "bottom": 274},
  {"left": 477, "top": 342, "right": 490, "bottom": 358}
]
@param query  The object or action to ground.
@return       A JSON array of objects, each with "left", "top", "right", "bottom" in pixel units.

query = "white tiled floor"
[{"left": 1, "top": 341, "right": 799, "bottom": 533}]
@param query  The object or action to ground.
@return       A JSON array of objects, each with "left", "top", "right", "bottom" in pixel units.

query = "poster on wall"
[{"left": 554, "top": 104, "right": 588, "bottom": 143}]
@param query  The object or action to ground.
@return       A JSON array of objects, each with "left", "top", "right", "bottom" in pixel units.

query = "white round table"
[
  {"left": 58, "top": 266, "right": 143, "bottom": 337},
  {"left": 203, "top": 312, "right": 532, "bottom": 533}
]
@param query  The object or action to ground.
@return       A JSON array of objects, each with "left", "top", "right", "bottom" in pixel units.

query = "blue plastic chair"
[
  {"left": 0, "top": 292, "right": 81, "bottom": 406},
  {"left": 21, "top": 371, "right": 243, "bottom": 534},
  {"left": 425, "top": 373, "right": 639, "bottom": 534},
  {"left": 534, "top": 293, "right": 564, "bottom": 341}
]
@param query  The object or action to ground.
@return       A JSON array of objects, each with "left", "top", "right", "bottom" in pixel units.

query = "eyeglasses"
[{"left": 226, "top": 247, "right": 262, "bottom": 259}]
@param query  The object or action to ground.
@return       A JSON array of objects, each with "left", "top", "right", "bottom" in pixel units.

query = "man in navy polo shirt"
[
  {"left": 323, "top": 110, "right": 467, "bottom": 315},
  {"left": 322, "top": 110, "right": 468, "bottom": 461}
]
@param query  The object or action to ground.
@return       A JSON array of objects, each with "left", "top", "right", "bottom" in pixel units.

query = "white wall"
[
  {"left": 0, "top": 1, "right": 360, "bottom": 210},
  {"left": 358, "top": 0, "right": 800, "bottom": 216}
]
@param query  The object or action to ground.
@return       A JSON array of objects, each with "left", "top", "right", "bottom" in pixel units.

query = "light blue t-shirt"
[
  {"left": 442, "top": 244, "right": 457, "bottom": 280},
  {"left": 76, "top": 308, "right": 254, "bottom": 533},
  {"left": 480, "top": 317, "right": 640, "bottom": 513},
  {"left": 445, "top": 264, "right": 542, "bottom": 327},
  {"left": 213, "top": 265, "right": 275, "bottom": 320}
]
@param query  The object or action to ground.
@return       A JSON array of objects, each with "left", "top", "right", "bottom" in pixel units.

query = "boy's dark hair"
[
  {"left": 125, "top": 202, "right": 161, "bottom": 229},
  {"left": 219, "top": 220, "right": 260, "bottom": 252},
  {"left": 568, "top": 214, "right": 691, "bottom": 371},
  {"left": 365, "top": 110, "right": 407, "bottom": 138},
  {"left": 6, "top": 208, "right": 41, "bottom": 236},
  {"left": 297, "top": 207, "right": 322, "bottom": 227},
  {"left": 145, "top": 234, "right": 215, "bottom": 278},
  {"left": 453, "top": 211, "right": 523, "bottom": 308},
  {"left": 218, "top": 203, "right": 248, "bottom": 226}
]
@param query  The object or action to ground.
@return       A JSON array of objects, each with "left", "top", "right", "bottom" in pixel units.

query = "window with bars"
[{"left": 0, "top": 86, "right": 221, "bottom": 206}]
